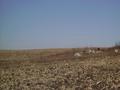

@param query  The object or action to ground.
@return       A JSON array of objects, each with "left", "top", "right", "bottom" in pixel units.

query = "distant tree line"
[{"left": 115, "top": 41, "right": 120, "bottom": 48}]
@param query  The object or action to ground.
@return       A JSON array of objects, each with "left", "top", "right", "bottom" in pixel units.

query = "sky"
[{"left": 0, "top": 0, "right": 120, "bottom": 49}]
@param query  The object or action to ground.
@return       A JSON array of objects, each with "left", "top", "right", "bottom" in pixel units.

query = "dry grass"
[{"left": 0, "top": 48, "right": 120, "bottom": 90}]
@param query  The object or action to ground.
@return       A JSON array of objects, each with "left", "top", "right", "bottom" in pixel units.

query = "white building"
[
  {"left": 74, "top": 52, "right": 81, "bottom": 57},
  {"left": 115, "top": 49, "right": 119, "bottom": 53}
]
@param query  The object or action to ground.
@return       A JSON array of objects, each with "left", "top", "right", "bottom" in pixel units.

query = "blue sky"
[{"left": 0, "top": 0, "right": 120, "bottom": 49}]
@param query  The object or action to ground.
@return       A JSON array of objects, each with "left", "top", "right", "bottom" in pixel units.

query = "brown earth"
[{"left": 0, "top": 48, "right": 120, "bottom": 90}]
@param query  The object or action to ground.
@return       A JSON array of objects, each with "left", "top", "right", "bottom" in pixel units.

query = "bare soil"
[{"left": 0, "top": 48, "right": 120, "bottom": 90}]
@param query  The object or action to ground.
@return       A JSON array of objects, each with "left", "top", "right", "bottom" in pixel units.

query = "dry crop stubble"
[{"left": 0, "top": 48, "right": 120, "bottom": 90}]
